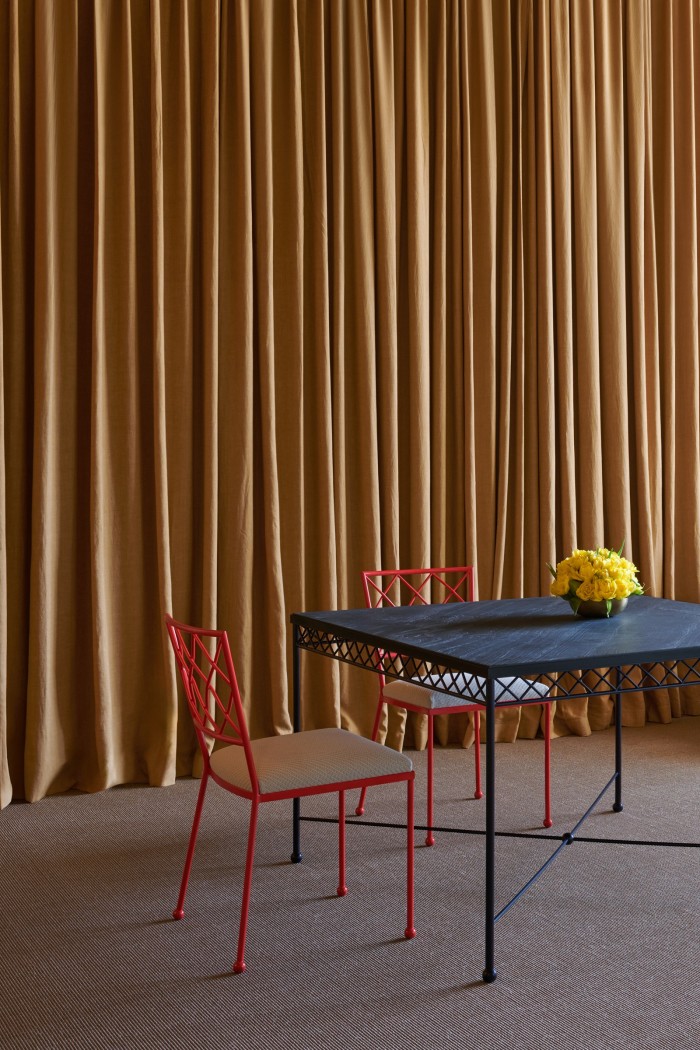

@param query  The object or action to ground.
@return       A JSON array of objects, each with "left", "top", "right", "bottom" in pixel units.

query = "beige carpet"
[{"left": 4, "top": 717, "right": 700, "bottom": 1050}]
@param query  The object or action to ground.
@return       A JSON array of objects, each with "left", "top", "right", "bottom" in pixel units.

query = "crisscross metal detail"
[
  {"left": 363, "top": 566, "right": 474, "bottom": 608},
  {"left": 168, "top": 624, "right": 244, "bottom": 745},
  {"left": 296, "top": 626, "right": 500, "bottom": 703},
  {"left": 637, "top": 658, "right": 700, "bottom": 689}
]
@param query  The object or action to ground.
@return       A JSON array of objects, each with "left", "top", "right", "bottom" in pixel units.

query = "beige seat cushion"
[
  {"left": 382, "top": 671, "right": 550, "bottom": 709},
  {"left": 209, "top": 726, "right": 413, "bottom": 795}
]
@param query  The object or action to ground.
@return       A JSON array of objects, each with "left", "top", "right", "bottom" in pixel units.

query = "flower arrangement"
[{"left": 547, "top": 544, "right": 644, "bottom": 617}]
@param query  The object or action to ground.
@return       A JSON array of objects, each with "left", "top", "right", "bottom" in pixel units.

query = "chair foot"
[
  {"left": 233, "top": 961, "right": 246, "bottom": 974},
  {"left": 405, "top": 926, "right": 417, "bottom": 939},
  {"left": 354, "top": 805, "right": 364, "bottom": 816},
  {"left": 425, "top": 832, "right": 435, "bottom": 847},
  {"left": 482, "top": 968, "right": 497, "bottom": 983},
  {"left": 172, "top": 908, "right": 184, "bottom": 920},
  {"left": 474, "top": 789, "right": 483, "bottom": 800},
  {"left": 543, "top": 817, "right": 553, "bottom": 829},
  {"left": 337, "top": 884, "right": 348, "bottom": 897}
]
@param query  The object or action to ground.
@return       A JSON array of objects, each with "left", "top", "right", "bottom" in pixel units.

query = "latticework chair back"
[
  {"left": 362, "top": 566, "right": 475, "bottom": 609},
  {"left": 166, "top": 616, "right": 256, "bottom": 784}
]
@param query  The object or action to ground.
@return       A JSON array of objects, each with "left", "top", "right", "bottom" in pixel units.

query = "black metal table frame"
[{"left": 289, "top": 596, "right": 700, "bottom": 982}]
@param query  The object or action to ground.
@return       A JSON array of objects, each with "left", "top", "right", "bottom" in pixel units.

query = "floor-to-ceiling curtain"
[{"left": 2, "top": 0, "right": 699, "bottom": 809}]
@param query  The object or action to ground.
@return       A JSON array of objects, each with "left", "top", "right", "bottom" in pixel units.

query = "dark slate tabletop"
[{"left": 291, "top": 595, "right": 700, "bottom": 678}]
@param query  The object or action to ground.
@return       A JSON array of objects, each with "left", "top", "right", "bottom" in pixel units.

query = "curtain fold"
[
  {"left": 3, "top": 0, "right": 700, "bottom": 807},
  {"left": 0, "top": 26, "right": 7, "bottom": 807}
]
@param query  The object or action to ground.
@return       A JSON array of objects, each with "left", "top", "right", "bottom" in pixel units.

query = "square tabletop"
[{"left": 292, "top": 594, "right": 700, "bottom": 679}]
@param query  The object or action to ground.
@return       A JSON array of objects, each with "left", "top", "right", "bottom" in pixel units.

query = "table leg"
[
  {"left": 613, "top": 666, "right": 623, "bottom": 814},
  {"left": 483, "top": 683, "right": 497, "bottom": 983},
  {"left": 291, "top": 624, "right": 303, "bottom": 863}
]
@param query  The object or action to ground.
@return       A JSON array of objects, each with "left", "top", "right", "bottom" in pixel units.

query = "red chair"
[
  {"left": 166, "top": 615, "right": 416, "bottom": 974},
  {"left": 356, "top": 567, "right": 553, "bottom": 844}
]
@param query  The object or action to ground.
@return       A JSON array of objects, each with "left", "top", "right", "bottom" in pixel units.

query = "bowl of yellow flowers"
[{"left": 547, "top": 545, "right": 644, "bottom": 618}]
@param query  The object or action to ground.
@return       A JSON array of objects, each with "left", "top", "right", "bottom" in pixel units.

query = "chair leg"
[
  {"left": 356, "top": 697, "right": 385, "bottom": 816},
  {"left": 233, "top": 798, "right": 259, "bottom": 974},
  {"left": 173, "top": 770, "right": 209, "bottom": 920},
  {"left": 543, "top": 701, "right": 553, "bottom": 828},
  {"left": 473, "top": 709, "right": 483, "bottom": 799},
  {"left": 405, "top": 775, "right": 416, "bottom": 939},
  {"left": 425, "top": 714, "right": 435, "bottom": 846},
  {"left": 337, "top": 790, "right": 348, "bottom": 896}
]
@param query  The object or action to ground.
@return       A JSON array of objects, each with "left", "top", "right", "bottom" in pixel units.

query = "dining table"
[{"left": 289, "top": 594, "right": 700, "bottom": 982}]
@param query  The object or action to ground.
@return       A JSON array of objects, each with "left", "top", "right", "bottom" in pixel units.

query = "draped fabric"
[{"left": 2, "top": 0, "right": 700, "bottom": 809}]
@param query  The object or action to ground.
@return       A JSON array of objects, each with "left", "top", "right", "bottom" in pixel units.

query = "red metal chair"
[
  {"left": 165, "top": 615, "right": 416, "bottom": 973},
  {"left": 356, "top": 567, "right": 553, "bottom": 844}
]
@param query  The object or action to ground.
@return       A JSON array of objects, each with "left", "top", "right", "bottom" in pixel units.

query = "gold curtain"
[{"left": 2, "top": 0, "right": 700, "bottom": 809}]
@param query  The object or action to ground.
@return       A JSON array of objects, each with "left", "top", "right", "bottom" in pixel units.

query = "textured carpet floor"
[{"left": 4, "top": 717, "right": 700, "bottom": 1050}]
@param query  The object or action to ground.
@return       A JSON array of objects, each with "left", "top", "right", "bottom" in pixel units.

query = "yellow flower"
[
  {"left": 576, "top": 579, "right": 595, "bottom": 601},
  {"left": 551, "top": 576, "right": 570, "bottom": 597},
  {"left": 595, "top": 578, "right": 617, "bottom": 601}
]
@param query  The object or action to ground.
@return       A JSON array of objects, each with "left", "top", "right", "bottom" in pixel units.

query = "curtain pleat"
[
  {"left": 25, "top": 1, "right": 84, "bottom": 800},
  {"left": 0, "top": 10, "right": 6, "bottom": 808},
  {"left": 1, "top": 0, "right": 32, "bottom": 808},
  {"left": 3, "top": 0, "right": 700, "bottom": 807}
]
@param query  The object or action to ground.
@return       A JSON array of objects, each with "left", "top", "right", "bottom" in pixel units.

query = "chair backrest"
[
  {"left": 165, "top": 616, "right": 254, "bottom": 771},
  {"left": 361, "top": 566, "right": 475, "bottom": 609}
]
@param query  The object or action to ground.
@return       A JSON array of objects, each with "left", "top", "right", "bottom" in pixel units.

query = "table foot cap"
[
  {"left": 290, "top": 851, "right": 303, "bottom": 864},
  {"left": 482, "top": 968, "right": 497, "bottom": 983}
]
